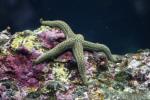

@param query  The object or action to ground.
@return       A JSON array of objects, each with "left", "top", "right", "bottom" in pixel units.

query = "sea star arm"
[
  {"left": 83, "top": 40, "right": 117, "bottom": 62},
  {"left": 40, "top": 19, "right": 76, "bottom": 38},
  {"left": 73, "top": 41, "right": 88, "bottom": 85},
  {"left": 34, "top": 38, "right": 74, "bottom": 64}
]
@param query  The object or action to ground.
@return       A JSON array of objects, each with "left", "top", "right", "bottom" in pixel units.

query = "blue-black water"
[{"left": 0, "top": 0, "right": 150, "bottom": 54}]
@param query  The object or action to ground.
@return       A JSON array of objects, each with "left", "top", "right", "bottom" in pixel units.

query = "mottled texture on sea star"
[{"left": 34, "top": 19, "right": 117, "bottom": 85}]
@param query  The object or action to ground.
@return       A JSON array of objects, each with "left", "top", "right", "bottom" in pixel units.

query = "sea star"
[{"left": 34, "top": 19, "right": 117, "bottom": 85}]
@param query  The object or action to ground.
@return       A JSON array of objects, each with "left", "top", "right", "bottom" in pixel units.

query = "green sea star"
[{"left": 34, "top": 19, "right": 117, "bottom": 85}]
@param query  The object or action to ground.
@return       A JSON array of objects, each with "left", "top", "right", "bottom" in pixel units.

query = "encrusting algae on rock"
[
  {"left": 0, "top": 20, "right": 150, "bottom": 100},
  {"left": 34, "top": 19, "right": 118, "bottom": 85}
]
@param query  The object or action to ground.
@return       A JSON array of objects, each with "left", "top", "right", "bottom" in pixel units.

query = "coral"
[{"left": 34, "top": 20, "right": 117, "bottom": 85}]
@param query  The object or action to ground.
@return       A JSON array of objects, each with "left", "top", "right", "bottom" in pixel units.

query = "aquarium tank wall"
[{"left": 0, "top": 0, "right": 150, "bottom": 100}]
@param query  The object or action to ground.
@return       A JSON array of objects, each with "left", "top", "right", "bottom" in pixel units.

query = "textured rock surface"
[{"left": 0, "top": 26, "right": 150, "bottom": 100}]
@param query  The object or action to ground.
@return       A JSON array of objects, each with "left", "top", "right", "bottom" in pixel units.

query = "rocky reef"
[{"left": 0, "top": 21, "right": 150, "bottom": 100}]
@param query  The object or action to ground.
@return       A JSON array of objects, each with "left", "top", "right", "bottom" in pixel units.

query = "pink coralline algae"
[
  {"left": 56, "top": 84, "right": 75, "bottom": 100},
  {"left": 38, "top": 28, "right": 65, "bottom": 49},
  {"left": 0, "top": 47, "right": 46, "bottom": 87},
  {"left": 57, "top": 51, "right": 74, "bottom": 62},
  {"left": 56, "top": 91, "right": 73, "bottom": 100}
]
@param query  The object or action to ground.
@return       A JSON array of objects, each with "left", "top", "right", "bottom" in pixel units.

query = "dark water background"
[{"left": 0, "top": 0, "right": 150, "bottom": 54}]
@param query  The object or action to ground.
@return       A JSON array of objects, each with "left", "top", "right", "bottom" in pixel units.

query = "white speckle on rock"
[
  {"left": 128, "top": 59, "right": 142, "bottom": 69},
  {"left": 140, "top": 65, "right": 150, "bottom": 74}
]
